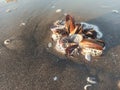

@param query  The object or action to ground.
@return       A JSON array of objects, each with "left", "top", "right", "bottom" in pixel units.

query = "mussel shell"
[
  {"left": 80, "top": 39, "right": 105, "bottom": 50},
  {"left": 81, "top": 48, "right": 103, "bottom": 56}
]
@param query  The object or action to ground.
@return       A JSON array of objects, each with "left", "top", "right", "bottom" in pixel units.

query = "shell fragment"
[
  {"left": 48, "top": 42, "right": 52, "bottom": 48},
  {"left": 85, "top": 53, "right": 91, "bottom": 61},
  {"left": 53, "top": 76, "right": 58, "bottom": 81},
  {"left": 87, "top": 77, "right": 97, "bottom": 84},
  {"left": 56, "top": 9, "right": 62, "bottom": 13},
  {"left": 84, "top": 84, "right": 92, "bottom": 90}
]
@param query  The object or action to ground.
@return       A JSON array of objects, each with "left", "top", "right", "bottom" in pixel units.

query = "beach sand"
[{"left": 0, "top": 0, "right": 120, "bottom": 90}]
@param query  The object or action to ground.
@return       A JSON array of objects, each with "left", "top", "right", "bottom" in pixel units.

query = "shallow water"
[{"left": 0, "top": 0, "right": 120, "bottom": 90}]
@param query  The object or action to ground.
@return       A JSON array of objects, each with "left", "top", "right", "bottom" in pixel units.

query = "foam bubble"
[{"left": 81, "top": 22, "right": 103, "bottom": 39}]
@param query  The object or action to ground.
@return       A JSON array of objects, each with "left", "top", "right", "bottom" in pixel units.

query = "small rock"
[
  {"left": 48, "top": 42, "right": 52, "bottom": 48},
  {"left": 56, "top": 9, "right": 62, "bottom": 13},
  {"left": 53, "top": 76, "right": 58, "bottom": 81}
]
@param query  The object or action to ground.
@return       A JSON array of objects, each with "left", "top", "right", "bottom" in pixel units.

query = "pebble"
[
  {"left": 48, "top": 42, "right": 52, "bottom": 48},
  {"left": 56, "top": 9, "right": 62, "bottom": 13}
]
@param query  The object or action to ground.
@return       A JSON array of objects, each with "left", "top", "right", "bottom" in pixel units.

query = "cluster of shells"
[{"left": 50, "top": 15, "right": 105, "bottom": 61}]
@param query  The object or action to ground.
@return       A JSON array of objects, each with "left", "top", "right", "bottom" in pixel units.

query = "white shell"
[
  {"left": 56, "top": 9, "right": 62, "bottom": 13},
  {"left": 82, "top": 48, "right": 103, "bottom": 57},
  {"left": 85, "top": 53, "right": 91, "bottom": 61},
  {"left": 6, "top": 9, "right": 11, "bottom": 13},
  {"left": 51, "top": 34, "right": 61, "bottom": 41},
  {"left": 20, "top": 23, "right": 26, "bottom": 26},
  {"left": 53, "top": 76, "right": 58, "bottom": 81},
  {"left": 84, "top": 84, "right": 92, "bottom": 90},
  {"left": 55, "top": 40, "right": 65, "bottom": 54},
  {"left": 50, "top": 25, "right": 65, "bottom": 31},
  {"left": 112, "top": 10, "right": 119, "bottom": 14},
  {"left": 69, "top": 34, "right": 83, "bottom": 43},
  {"left": 48, "top": 42, "right": 52, "bottom": 48},
  {"left": 87, "top": 77, "right": 97, "bottom": 84},
  {"left": 4, "top": 39, "right": 10, "bottom": 45}
]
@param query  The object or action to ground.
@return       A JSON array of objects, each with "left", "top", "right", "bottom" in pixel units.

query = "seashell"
[
  {"left": 65, "top": 15, "right": 75, "bottom": 34},
  {"left": 6, "top": 9, "right": 11, "bottom": 13},
  {"left": 85, "top": 53, "right": 91, "bottom": 61},
  {"left": 117, "top": 80, "right": 120, "bottom": 89},
  {"left": 53, "top": 20, "right": 65, "bottom": 26},
  {"left": 55, "top": 40, "right": 66, "bottom": 54},
  {"left": 50, "top": 25, "right": 65, "bottom": 31},
  {"left": 87, "top": 77, "right": 97, "bottom": 84},
  {"left": 53, "top": 76, "right": 58, "bottom": 81},
  {"left": 56, "top": 9, "right": 62, "bottom": 13},
  {"left": 68, "top": 34, "right": 83, "bottom": 44},
  {"left": 84, "top": 84, "right": 92, "bottom": 90},
  {"left": 4, "top": 37, "right": 26, "bottom": 51},
  {"left": 80, "top": 39, "right": 105, "bottom": 57},
  {"left": 82, "top": 29, "right": 97, "bottom": 39},
  {"left": 112, "top": 10, "right": 119, "bottom": 14},
  {"left": 82, "top": 48, "right": 103, "bottom": 57},
  {"left": 80, "top": 39, "right": 105, "bottom": 50},
  {"left": 20, "top": 22, "right": 26, "bottom": 26},
  {"left": 4, "top": 39, "right": 11, "bottom": 45},
  {"left": 50, "top": 14, "right": 105, "bottom": 60},
  {"left": 51, "top": 34, "right": 60, "bottom": 41},
  {"left": 65, "top": 44, "right": 78, "bottom": 56},
  {"left": 48, "top": 42, "right": 52, "bottom": 48}
]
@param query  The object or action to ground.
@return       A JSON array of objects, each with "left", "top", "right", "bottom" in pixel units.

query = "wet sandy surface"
[{"left": 0, "top": 0, "right": 120, "bottom": 90}]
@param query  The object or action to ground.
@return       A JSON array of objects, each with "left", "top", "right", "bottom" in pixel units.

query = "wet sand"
[{"left": 0, "top": 0, "right": 120, "bottom": 90}]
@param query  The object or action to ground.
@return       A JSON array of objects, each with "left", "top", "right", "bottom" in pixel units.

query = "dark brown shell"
[
  {"left": 65, "top": 15, "right": 75, "bottom": 34},
  {"left": 80, "top": 39, "right": 105, "bottom": 50}
]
